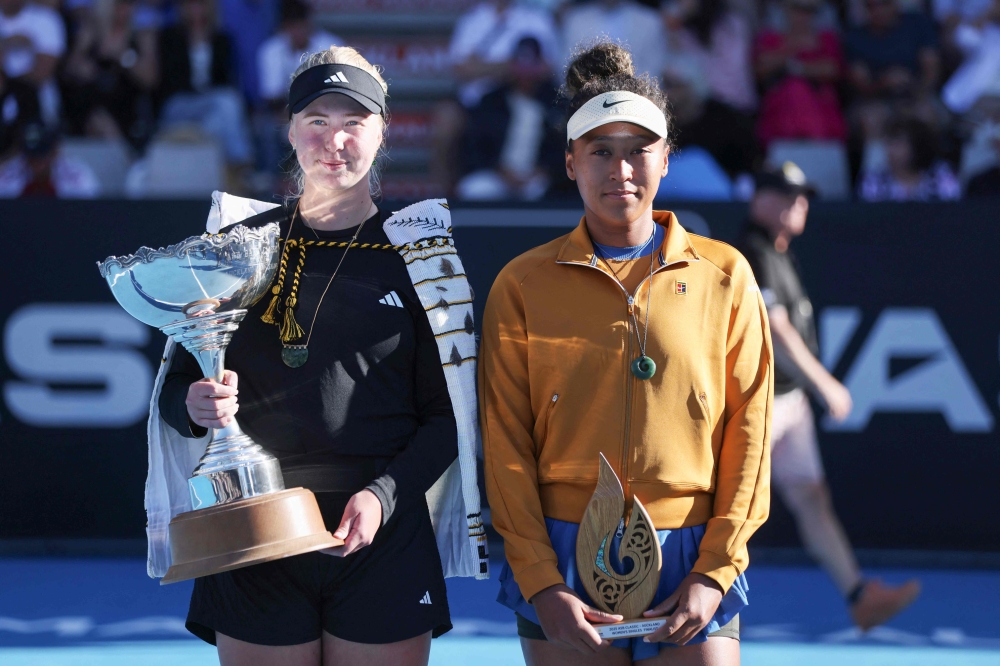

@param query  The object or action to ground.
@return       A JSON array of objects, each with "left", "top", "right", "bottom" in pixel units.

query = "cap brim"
[{"left": 290, "top": 88, "right": 382, "bottom": 116}]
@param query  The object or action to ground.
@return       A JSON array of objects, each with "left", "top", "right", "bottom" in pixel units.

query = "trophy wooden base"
[
  {"left": 161, "top": 487, "right": 343, "bottom": 584},
  {"left": 594, "top": 618, "right": 667, "bottom": 640}
]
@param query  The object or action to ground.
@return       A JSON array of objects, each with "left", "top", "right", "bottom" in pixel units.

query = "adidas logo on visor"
[{"left": 323, "top": 72, "right": 349, "bottom": 84}]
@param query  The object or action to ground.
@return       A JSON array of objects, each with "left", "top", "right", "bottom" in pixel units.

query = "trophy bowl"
[{"left": 98, "top": 224, "right": 341, "bottom": 584}]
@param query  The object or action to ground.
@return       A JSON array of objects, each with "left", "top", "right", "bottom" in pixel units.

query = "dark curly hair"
[{"left": 562, "top": 42, "right": 672, "bottom": 150}]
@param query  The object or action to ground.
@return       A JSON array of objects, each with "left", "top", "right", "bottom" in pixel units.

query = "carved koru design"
[{"left": 576, "top": 454, "right": 662, "bottom": 619}]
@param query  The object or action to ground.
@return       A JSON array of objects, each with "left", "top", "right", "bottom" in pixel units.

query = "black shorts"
[{"left": 186, "top": 495, "right": 451, "bottom": 646}]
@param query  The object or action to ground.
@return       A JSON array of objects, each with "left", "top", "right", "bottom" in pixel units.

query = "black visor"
[{"left": 288, "top": 63, "right": 386, "bottom": 118}]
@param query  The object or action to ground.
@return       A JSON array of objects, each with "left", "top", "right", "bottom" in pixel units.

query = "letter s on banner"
[{"left": 3, "top": 303, "right": 153, "bottom": 427}]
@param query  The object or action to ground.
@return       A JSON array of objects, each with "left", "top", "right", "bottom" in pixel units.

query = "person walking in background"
[
  {"left": 858, "top": 116, "right": 961, "bottom": 199},
  {"left": 755, "top": 0, "right": 847, "bottom": 146},
  {"left": 738, "top": 162, "right": 921, "bottom": 632}
]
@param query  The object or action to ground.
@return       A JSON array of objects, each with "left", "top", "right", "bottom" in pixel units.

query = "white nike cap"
[{"left": 567, "top": 91, "right": 668, "bottom": 143}]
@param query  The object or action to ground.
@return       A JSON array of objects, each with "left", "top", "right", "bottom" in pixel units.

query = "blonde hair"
[{"left": 287, "top": 46, "right": 390, "bottom": 200}]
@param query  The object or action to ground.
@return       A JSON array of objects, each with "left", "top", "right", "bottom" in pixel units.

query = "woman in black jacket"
[
  {"left": 157, "top": 0, "right": 252, "bottom": 165},
  {"left": 159, "top": 46, "right": 458, "bottom": 665}
]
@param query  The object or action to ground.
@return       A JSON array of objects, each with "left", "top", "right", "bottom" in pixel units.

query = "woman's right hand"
[
  {"left": 530, "top": 584, "right": 622, "bottom": 654},
  {"left": 185, "top": 370, "right": 239, "bottom": 429}
]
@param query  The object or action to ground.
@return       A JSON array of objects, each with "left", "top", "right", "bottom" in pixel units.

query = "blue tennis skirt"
[{"left": 497, "top": 518, "right": 749, "bottom": 660}]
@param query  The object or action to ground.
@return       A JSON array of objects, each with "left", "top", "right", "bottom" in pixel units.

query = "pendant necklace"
[
  {"left": 593, "top": 227, "right": 657, "bottom": 380},
  {"left": 263, "top": 201, "right": 375, "bottom": 368}
]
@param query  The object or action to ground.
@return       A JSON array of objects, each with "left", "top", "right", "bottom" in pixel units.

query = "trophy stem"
[{"left": 160, "top": 310, "right": 285, "bottom": 511}]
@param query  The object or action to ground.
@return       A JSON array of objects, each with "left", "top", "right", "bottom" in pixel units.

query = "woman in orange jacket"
[{"left": 479, "top": 42, "right": 773, "bottom": 665}]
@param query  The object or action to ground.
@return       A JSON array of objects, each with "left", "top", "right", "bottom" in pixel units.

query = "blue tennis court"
[{"left": 1, "top": 557, "right": 997, "bottom": 665}]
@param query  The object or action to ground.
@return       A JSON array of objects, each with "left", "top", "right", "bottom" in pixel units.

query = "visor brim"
[
  {"left": 568, "top": 116, "right": 668, "bottom": 142},
  {"left": 290, "top": 88, "right": 383, "bottom": 117}
]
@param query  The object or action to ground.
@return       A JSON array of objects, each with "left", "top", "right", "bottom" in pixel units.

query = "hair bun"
[{"left": 564, "top": 42, "right": 636, "bottom": 97}]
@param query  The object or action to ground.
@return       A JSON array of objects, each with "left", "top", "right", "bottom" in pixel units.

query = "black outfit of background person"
[
  {"left": 157, "top": 25, "right": 235, "bottom": 106},
  {"left": 966, "top": 167, "right": 1000, "bottom": 196},
  {"left": 159, "top": 203, "right": 457, "bottom": 645},
  {"left": 674, "top": 99, "right": 759, "bottom": 178},
  {"left": 62, "top": 34, "right": 153, "bottom": 147},
  {"left": 737, "top": 222, "right": 818, "bottom": 396},
  {"left": 0, "top": 76, "right": 41, "bottom": 156},
  {"left": 459, "top": 84, "right": 566, "bottom": 187}
]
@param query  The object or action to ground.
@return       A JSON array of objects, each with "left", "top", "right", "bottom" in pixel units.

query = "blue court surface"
[{"left": 0, "top": 557, "right": 998, "bottom": 665}]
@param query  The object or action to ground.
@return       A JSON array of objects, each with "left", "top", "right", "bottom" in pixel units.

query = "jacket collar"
[{"left": 556, "top": 210, "right": 701, "bottom": 268}]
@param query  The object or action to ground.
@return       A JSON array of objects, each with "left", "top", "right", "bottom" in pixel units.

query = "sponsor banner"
[{"left": 0, "top": 200, "right": 997, "bottom": 552}]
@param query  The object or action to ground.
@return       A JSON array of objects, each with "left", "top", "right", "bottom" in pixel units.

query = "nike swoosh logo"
[{"left": 602, "top": 100, "right": 628, "bottom": 108}]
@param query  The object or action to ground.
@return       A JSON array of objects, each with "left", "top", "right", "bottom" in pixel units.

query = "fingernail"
[{"left": 642, "top": 637, "right": 650, "bottom": 643}]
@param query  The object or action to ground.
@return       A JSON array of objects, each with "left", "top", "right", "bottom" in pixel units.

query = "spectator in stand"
[
  {"left": 941, "top": 0, "right": 1000, "bottom": 114},
  {"left": 0, "top": 0, "right": 66, "bottom": 126},
  {"left": 433, "top": 0, "right": 559, "bottom": 194},
  {"left": 858, "top": 116, "right": 961, "bottom": 200},
  {"left": 255, "top": 0, "right": 339, "bottom": 183},
  {"left": 844, "top": 0, "right": 940, "bottom": 121},
  {"left": 933, "top": 0, "right": 996, "bottom": 71},
  {"left": 0, "top": 122, "right": 99, "bottom": 197},
  {"left": 561, "top": 0, "right": 663, "bottom": 78},
  {"left": 61, "top": 0, "right": 158, "bottom": 149},
  {"left": 218, "top": 0, "right": 277, "bottom": 108},
  {"left": 845, "top": 0, "right": 940, "bottom": 90},
  {"left": 661, "top": 55, "right": 758, "bottom": 191},
  {"left": 755, "top": 0, "right": 847, "bottom": 146},
  {"left": 0, "top": 61, "right": 40, "bottom": 156},
  {"left": 257, "top": 0, "right": 339, "bottom": 110},
  {"left": 456, "top": 37, "right": 565, "bottom": 201},
  {"left": 157, "top": 0, "right": 253, "bottom": 169},
  {"left": 662, "top": 0, "right": 757, "bottom": 113}
]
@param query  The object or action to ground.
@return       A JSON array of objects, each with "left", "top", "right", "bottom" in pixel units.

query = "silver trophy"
[{"left": 98, "top": 224, "right": 339, "bottom": 583}]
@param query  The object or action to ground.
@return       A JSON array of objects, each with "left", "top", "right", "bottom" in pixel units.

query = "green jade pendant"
[
  {"left": 281, "top": 345, "right": 309, "bottom": 368},
  {"left": 631, "top": 355, "right": 656, "bottom": 380}
]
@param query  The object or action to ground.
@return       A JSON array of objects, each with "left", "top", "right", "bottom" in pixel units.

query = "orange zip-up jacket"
[{"left": 479, "top": 212, "right": 773, "bottom": 601}]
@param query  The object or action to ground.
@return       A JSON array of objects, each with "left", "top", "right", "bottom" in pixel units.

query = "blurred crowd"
[
  {"left": 443, "top": 0, "right": 1000, "bottom": 202},
  {"left": 1, "top": 0, "right": 999, "bottom": 200}
]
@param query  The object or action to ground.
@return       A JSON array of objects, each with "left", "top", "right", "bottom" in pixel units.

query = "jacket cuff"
[
  {"left": 365, "top": 474, "right": 397, "bottom": 526},
  {"left": 188, "top": 419, "right": 208, "bottom": 439},
  {"left": 517, "top": 559, "right": 566, "bottom": 603},
  {"left": 691, "top": 550, "right": 741, "bottom": 594}
]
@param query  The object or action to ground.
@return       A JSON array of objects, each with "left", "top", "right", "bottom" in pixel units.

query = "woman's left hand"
[
  {"left": 321, "top": 489, "right": 382, "bottom": 557},
  {"left": 641, "top": 573, "right": 724, "bottom": 645}
]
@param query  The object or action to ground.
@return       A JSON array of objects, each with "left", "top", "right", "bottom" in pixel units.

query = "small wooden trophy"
[{"left": 576, "top": 454, "right": 665, "bottom": 639}]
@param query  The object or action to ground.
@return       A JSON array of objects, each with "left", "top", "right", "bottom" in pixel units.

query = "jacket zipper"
[{"left": 555, "top": 256, "right": 693, "bottom": 504}]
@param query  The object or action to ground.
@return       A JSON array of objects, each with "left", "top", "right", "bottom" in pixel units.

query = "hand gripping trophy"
[{"left": 97, "top": 222, "right": 341, "bottom": 583}]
